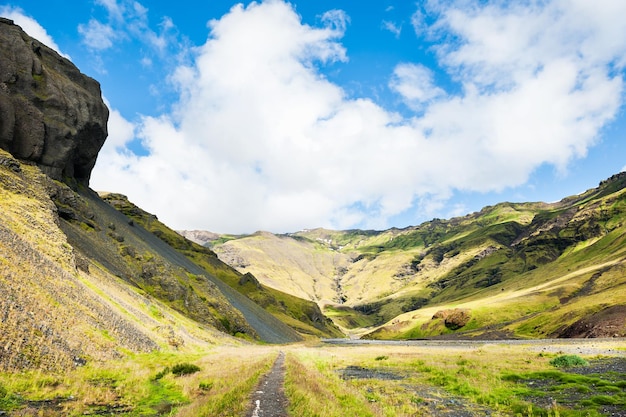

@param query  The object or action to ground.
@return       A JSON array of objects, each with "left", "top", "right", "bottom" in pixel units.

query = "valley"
[
  {"left": 1, "top": 15, "right": 626, "bottom": 417},
  {"left": 187, "top": 172, "right": 626, "bottom": 341}
]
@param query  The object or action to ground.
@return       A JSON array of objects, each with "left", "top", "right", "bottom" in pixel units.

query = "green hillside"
[{"left": 208, "top": 173, "right": 626, "bottom": 339}]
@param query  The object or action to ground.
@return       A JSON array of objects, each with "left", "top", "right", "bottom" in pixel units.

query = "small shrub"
[
  {"left": 375, "top": 355, "right": 388, "bottom": 361},
  {"left": 549, "top": 355, "right": 588, "bottom": 368},
  {"left": 153, "top": 367, "right": 170, "bottom": 380},
  {"left": 171, "top": 363, "right": 201, "bottom": 376}
]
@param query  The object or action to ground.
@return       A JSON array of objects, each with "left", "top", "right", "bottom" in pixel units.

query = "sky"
[{"left": 2, "top": 0, "right": 626, "bottom": 234}]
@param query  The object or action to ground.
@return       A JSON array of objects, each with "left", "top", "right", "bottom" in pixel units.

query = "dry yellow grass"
[{"left": 174, "top": 347, "right": 277, "bottom": 416}]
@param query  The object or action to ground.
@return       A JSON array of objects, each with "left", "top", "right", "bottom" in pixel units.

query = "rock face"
[{"left": 0, "top": 17, "right": 108, "bottom": 184}]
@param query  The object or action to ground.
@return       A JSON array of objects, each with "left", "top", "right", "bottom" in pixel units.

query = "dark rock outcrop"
[{"left": 0, "top": 17, "right": 108, "bottom": 184}]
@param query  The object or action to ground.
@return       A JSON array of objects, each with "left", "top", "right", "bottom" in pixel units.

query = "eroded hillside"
[
  {"left": 0, "top": 150, "right": 238, "bottom": 371},
  {"left": 101, "top": 194, "right": 342, "bottom": 339}
]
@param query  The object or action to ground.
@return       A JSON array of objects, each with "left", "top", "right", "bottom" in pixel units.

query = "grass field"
[{"left": 1, "top": 340, "right": 624, "bottom": 416}]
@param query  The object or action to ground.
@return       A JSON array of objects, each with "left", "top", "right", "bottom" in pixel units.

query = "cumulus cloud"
[
  {"left": 92, "top": 0, "right": 626, "bottom": 233},
  {"left": 0, "top": 6, "right": 69, "bottom": 58},
  {"left": 100, "top": 98, "right": 136, "bottom": 152},
  {"left": 389, "top": 63, "right": 445, "bottom": 110}
]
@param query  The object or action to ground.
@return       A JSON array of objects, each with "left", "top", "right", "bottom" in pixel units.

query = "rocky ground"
[
  {"left": 517, "top": 357, "right": 626, "bottom": 416},
  {"left": 339, "top": 365, "right": 498, "bottom": 416}
]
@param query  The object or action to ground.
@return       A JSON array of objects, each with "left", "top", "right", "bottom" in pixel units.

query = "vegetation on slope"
[
  {"left": 54, "top": 186, "right": 257, "bottom": 340},
  {"left": 0, "top": 149, "right": 240, "bottom": 373},
  {"left": 100, "top": 194, "right": 343, "bottom": 339},
  {"left": 210, "top": 173, "right": 626, "bottom": 340}
]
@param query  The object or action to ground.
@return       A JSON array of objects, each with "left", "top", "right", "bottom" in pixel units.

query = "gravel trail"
[{"left": 248, "top": 352, "right": 289, "bottom": 417}]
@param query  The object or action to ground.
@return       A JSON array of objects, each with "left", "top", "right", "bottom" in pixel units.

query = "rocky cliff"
[{"left": 0, "top": 17, "right": 108, "bottom": 184}]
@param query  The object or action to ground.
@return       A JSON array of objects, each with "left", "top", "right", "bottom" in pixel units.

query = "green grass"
[
  {"left": 0, "top": 348, "right": 279, "bottom": 416},
  {"left": 549, "top": 355, "right": 589, "bottom": 368},
  {"left": 1, "top": 341, "right": 624, "bottom": 416},
  {"left": 284, "top": 344, "right": 558, "bottom": 416},
  {"left": 286, "top": 341, "right": 626, "bottom": 416},
  {"left": 323, "top": 304, "right": 380, "bottom": 329},
  {"left": 503, "top": 365, "right": 626, "bottom": 416},
  {"left": 0, "top": 382, "right": 21, "bottom": 412}
]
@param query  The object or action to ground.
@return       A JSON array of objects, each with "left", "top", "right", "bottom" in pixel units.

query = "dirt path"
[{"left": 248, "top": 352, "right": 289, "bottom": 417}]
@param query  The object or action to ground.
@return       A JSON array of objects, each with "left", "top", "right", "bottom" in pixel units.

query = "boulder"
[
  {"left": 433, "top": 308, "right": 472, "bottom": 330},
  {"left": 239, "top": 272, "right": 261, "bottom": 288},
  {"left": 0, "top": 17, "right": 108, "bottom": 184}
]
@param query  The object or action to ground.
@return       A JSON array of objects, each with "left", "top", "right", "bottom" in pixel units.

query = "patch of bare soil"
[
  {"left": 340, "top": 365, "right": 404, "bottom": 381},
  {"left": 405, "top": 385, "right": 496, "bottom": 417},
  {"left": 340, "top": 366, "right": 498, "bottom": 416},
  {"left": 569, "top": 357, "right": 626, "bottom": 378},
  {"left": 3, "top": 398, "right": 72, "bottom": 417}
]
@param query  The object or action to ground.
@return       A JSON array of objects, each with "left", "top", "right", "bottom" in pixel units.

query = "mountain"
[
  {"left": 204, "top": 173, "right": 626, "bottom": 339},
  {"left": 1, "top": 14, "right": 624, "bottom": 379},
  {"left": 101, "top": 193, "right": 342, "bottom": 339}
]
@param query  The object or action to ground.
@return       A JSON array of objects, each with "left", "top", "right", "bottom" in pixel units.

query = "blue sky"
[{"left": 2, "top": 1, "right": 625, "bottom": 234}]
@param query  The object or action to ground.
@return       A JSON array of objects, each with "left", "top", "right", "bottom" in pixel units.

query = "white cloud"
[
  {"left": 79, "top": 0, "right": 179, "bottom": 56},
  {"left": 100, "top": 98, "right": 136, "bottom": 151},
  {"left": 321, "top": 9, "right": 349, "bottom": 34},
  {"left": 389, "top": 63, "right": 445, "bottom": 110},
  {"left": 95, "top": 0, "right": 122, "bottom": 17},
  {"left": 78, "top": 19, "right": 117, "bottom": 50},
  {"left": 382, "top": 20, "right": 402, "bottom": 38},
  {"left": 92, "top": 0, "right": 626, "bottom": 234},
  {"left": 0, "top": 6, "right": 69, "bottom": 58}
]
